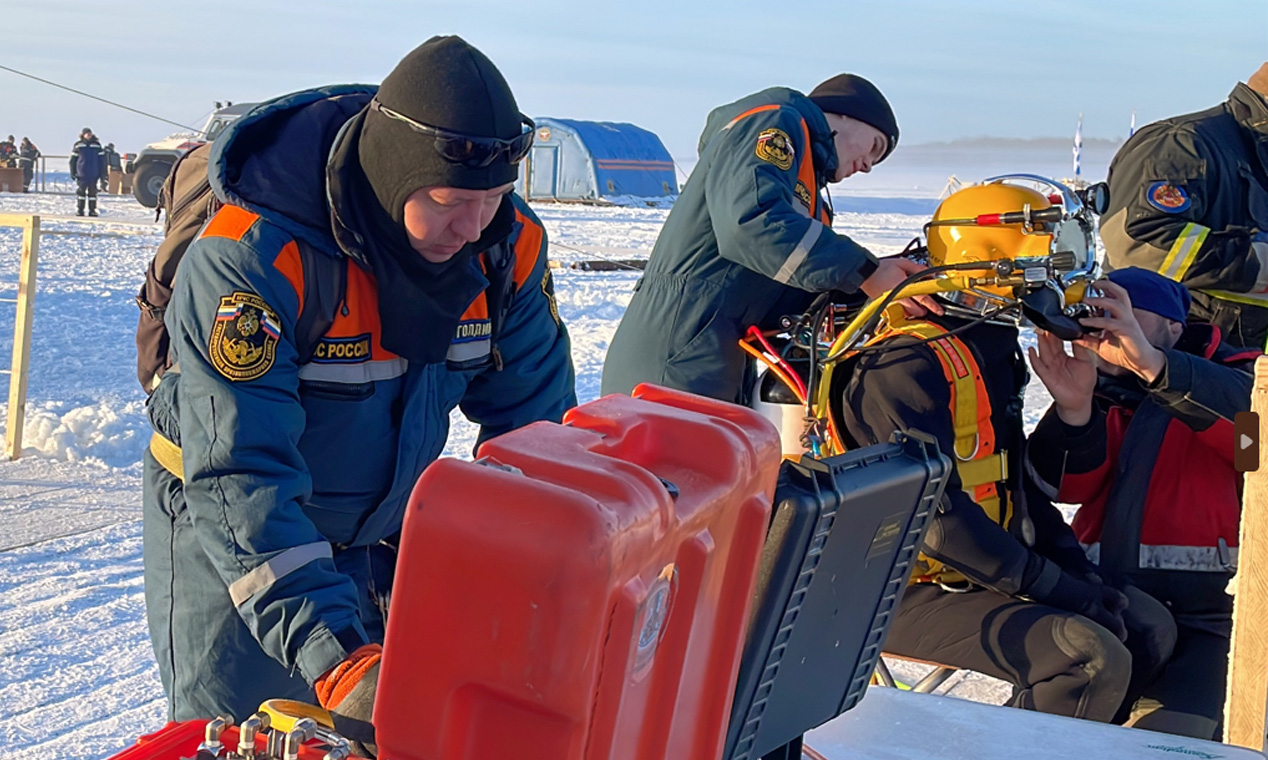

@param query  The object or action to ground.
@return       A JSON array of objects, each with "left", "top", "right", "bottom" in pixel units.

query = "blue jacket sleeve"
[
  {"left": 1147, "top": 347, "right": 1252, "bottom": 431},
  {"left": 461, "top": 199, "right": 577, "bottom": 447},
  {"left": 168, "top": 222, "right": 368, "bottom": 684},
  {"left": 703, "top": 106, "right": 879, "bottom": 294}
]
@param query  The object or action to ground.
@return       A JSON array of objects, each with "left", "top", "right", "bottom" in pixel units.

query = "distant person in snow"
[
  {"left": 1028, "top": 267, "right": 1254, "bottom": 738},
  {"left": 601, "top": 74, "right": 936, "bottom": 403},
  {"left": 1102, "top": 62, "right": 1268, "bottom": 350},
  {"left": 140, "top": 36, "right": 574, "bottom": 754},
  {"left": 0, "top": 135, "right": 16, "bottom": 168},
  {"left": 102, "top": 142, "right": 122, "bottom": 192},
  {"left": 18, "top": 138, "right": 39, "bottom": 192},
  {"left": 70, "top": 127, "right": 107, "bottom": 216}
]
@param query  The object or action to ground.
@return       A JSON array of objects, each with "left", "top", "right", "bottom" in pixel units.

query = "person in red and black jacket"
[{"left": 1028, "top": 266, "right": 1257, "bottom": 739}]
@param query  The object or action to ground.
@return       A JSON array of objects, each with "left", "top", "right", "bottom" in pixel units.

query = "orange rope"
[{"left": 745, "top": 327, "right": 808, "bottom": 399}]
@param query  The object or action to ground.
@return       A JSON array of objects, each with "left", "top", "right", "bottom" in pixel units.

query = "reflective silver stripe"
[
  {"left": 228, "top": 542, "right": 333, "bottom": 606},
  {"left": 774, "top": 220, "right": 823, "bottom": 285},
  {"left": 1139, "top": 544, "right": 1237, "bottom": 572},
  {"left": 446, "top": 339, "right": 491, "bottom": 364},
  {"left": 1251, "top": 239, "right": 1268, "bottom": 292},
  {"left": 1158, "top": 223, "right": 1209, "bottom": 281},
  {"left": 298, "top": 358, "right": 407, "bottom": 383}
]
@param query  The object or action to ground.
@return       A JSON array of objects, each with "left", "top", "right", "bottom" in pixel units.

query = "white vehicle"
[{"left": 131, "top": 102, "right": 257, "bottom": 208}]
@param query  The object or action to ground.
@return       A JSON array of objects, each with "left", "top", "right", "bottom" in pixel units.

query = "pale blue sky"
[{"left": 4, "top": 0, "right": 1264, "bottom": 159}]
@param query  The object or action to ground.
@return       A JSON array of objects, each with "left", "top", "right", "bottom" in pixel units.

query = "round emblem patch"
[
  {"left": 209, "top": 291, "right": 281, "bottom": 381},
  {"left": 1146, "top": 181, "right": 1191, "bottom": 214},
  {"left": 632, "top": 564, "right": 677, "bottom": 673},
  {"left": 755, "top": 128, "right": 795, "bottom": 171}
]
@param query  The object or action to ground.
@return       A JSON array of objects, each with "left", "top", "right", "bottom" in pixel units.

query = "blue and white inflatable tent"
[{"left": 516, "top": 118, "right": 678, "bottom": 202}]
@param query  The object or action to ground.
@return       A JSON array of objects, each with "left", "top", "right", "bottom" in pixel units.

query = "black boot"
[
  {"left": 88, "top": 199, "right": 99, "bottom": 217},
  {"left": 76, "top": 198, "right": 85, "bottom": 216}
]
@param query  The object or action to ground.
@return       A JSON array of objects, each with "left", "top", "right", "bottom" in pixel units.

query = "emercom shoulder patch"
[
  {"left": 209, "top": 291, "right": 281, "bottom": 381},
  {"left": 755, "top": 128, "right": 794, "bottom": 171},
  {"left": 1146, "top": 181, "right": 1192, "bottom": 214},
  {"left": 542, "top": 268, "right": 562, "bottom": 327}
]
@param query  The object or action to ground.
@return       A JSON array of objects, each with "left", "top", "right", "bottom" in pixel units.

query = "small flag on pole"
[
  {"left": 1130, "top": 110, "right": 1136, "bottom": 138},
  {"left": 1073, "top": 113, "right": 1083, "bottom": 179}
]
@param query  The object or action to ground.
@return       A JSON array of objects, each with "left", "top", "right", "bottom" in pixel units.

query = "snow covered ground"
[{"left": 0, "top": 185, "right": 1052, "bottom": 759}]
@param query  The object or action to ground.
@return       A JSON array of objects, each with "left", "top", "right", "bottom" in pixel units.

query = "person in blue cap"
[{"left": 1027, "top": 266, "right": 1258, "bottom": 738}]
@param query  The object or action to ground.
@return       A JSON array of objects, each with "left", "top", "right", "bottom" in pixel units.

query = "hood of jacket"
[{"left": 208, "top": 85, "right": 375, "bottom": 261}]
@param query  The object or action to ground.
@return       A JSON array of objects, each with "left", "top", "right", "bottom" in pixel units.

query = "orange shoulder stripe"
[
  {"left": 199, "top": 204, "right": 260, "bottom": 242},
  {"left": 272, "top": 241, "right": 305, "bottom": 315},
  {"left": 795, "top": 118, "right": 818, "bottom": 218},
  {"left": 724, "top": 103, "right": 782, "bottom": 129},
  {"left": 512, "top": 210, "right": 545, "bottom": 289}
]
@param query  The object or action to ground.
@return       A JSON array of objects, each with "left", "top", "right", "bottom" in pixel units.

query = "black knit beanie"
[
  {"left": 359, "top": 35, "right": 523, "bottom": 225},
  {"left": 808, "top": 74, "right": 899, "bottom": 163}
]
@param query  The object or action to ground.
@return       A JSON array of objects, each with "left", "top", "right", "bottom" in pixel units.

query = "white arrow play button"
[{"left": 1242, "top": 434, "right": 1254, "bottom": 450}]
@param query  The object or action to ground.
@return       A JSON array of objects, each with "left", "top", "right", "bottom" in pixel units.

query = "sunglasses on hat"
[{"left": 370, "top": 97, "right": 535, "bottom": 168}]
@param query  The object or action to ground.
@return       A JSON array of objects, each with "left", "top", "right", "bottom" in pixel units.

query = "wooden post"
[
  {"left": 4, "top": 215, "right": 38, "bottom": 460},
  {"left": 1226, "top": 355, "right": 1268, "bottom": 749}
]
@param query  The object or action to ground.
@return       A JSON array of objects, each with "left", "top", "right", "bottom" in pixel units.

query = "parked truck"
[{"left": 131, "top": 102, "right": 257, "bottom": 208}]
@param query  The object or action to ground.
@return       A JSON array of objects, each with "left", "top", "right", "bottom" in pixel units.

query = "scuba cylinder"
[{"left": 750, "top": 366, "right": 810, "bottom": 458}]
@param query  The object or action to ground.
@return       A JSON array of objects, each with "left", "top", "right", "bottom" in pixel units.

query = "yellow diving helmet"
[{"left": 926, "top": 181, "right": 1059, "bottom": 299}]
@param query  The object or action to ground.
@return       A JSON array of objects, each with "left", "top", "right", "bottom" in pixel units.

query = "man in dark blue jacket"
[
  {"left": 1101, "top": 63, "right": 1268, "bottom": 349},
  {"left": 601, "top": 75, "right": 933, "bottom": 403},
  {"left": 142, "top": 36, "right": 575, "bottom": 750},
  {"left": 70, "top": 127, "right": 106, "bottom": 216}
]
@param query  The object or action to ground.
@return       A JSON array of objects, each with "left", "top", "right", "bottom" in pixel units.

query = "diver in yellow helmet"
[{"left": 835, "top": 178, "right": 1177, "bottom": 723}]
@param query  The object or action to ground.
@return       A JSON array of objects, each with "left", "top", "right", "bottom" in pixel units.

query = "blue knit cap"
[{"left": 1106, "top": 267, "right": 1192, "bottom": 323}]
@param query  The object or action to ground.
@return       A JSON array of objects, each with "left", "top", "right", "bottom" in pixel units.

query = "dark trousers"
[
  {"left": 18, "top": 159, "right": 33, "bottom": 191},
  {"left": 1128, "top": 617, "right": 1230, "bottom": 740},
  {"left": 884, "top": 584, "right": 1149, "bottom": 722},
  {"left": 1191, "top": 292, "right": 1268, "bottom": 350},
  {"left": 75, "top": 178, "right": 98, "bottom": 215}
]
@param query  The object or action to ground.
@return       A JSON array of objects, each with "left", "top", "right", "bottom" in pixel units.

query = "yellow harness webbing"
[
  {"left": 149, "top": 432, "right": 184, "bottom": 481},
  {"left": 866, "top": 320, "right": 1011, "bottom": 584}
]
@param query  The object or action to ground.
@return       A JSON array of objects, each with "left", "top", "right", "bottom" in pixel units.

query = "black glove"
[{"left": 1028, "top": 564, "right": 1129, "bottom": 641}]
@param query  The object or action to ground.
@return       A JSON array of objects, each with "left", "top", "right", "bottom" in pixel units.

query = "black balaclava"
[{"left": 336, "top": 35, "right": 524, "bottom": 364}]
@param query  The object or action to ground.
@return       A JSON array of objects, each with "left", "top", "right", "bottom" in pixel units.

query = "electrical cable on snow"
[
  {"left": 549, "top": 240, "right": 646, "bottom": 271},
  {"left": 0, "top": 63, "right": 202, "bottom": 132}
]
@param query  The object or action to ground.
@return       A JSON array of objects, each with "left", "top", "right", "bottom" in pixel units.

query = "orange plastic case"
[{"left": 376, "top": 384, "right": 781, "bottom": 760}]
